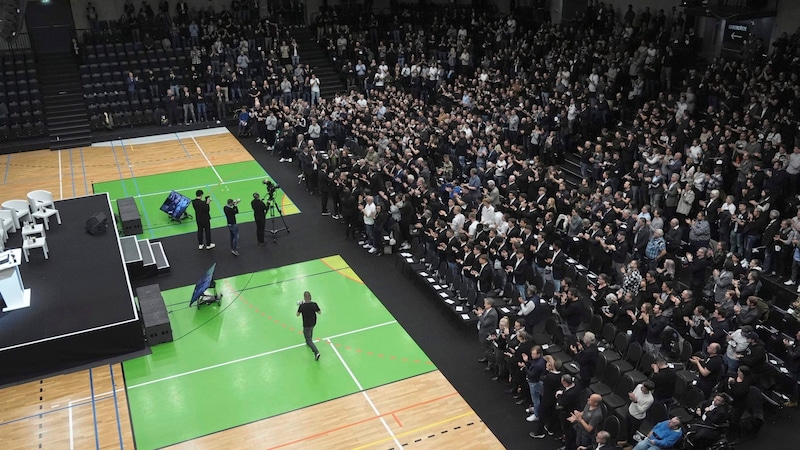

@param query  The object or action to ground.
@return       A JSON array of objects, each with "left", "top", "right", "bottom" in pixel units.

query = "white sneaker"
[
  {"left": 785, "top": 280, "right": 795, "bottom": 286},
  {"left": 389, "top": 238, "right": 396, "bottom": 245},
  {"left": 362, "top": 243, "right": 372, "bottom": 249},
  {"left": 198, "top": 244, "right": 205, "bottom": 250},
  {"left": 279, "top": 158, "right": 286, "bottom": 162},
  {"left": 206, "top": 243, "right": 216, "bottom": 249},
  {"left": 400, "top": 242, "right": 411, "bottom": 250},
  {"left": 256, "top": 138, "right": 262, "bottom": 143},
  {"left": 526, "top": 414, "right": 539, "bottom": 422},
  {"left": 797, "top": 285, "right": 800, "bottom": 293},
  {"left": 368, "top": 247, "right": 377, "bottom": 254},
  {"left": 287, "top": 158, "right": 292, "bottom": 163}
]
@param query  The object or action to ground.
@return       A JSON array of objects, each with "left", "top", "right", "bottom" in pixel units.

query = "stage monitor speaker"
[{"left": 85, "top": 211, "right": 108, "bottom": 235}]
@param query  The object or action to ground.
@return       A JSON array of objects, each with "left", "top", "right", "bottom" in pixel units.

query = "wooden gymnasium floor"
[{"left": 0, "top": 128, "right": 501, "bottom": 449}]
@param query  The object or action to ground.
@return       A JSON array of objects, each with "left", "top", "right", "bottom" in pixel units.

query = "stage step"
[
  {"left": 121, "top": 236, "right": 170, "bottom": 278},
  {"left": 150, "top": 241, "right": 171, "bottom": 274}
]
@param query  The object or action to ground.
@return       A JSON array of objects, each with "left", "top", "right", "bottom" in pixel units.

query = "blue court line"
[
  {"left": 89, "top": 368, "right": 100, "bottom": 449},
  {"left": 109, "top": 365, "right": 124, "bottom": 449},
  {"left": 68, "top": 150, "right": 76, "bottom": 197},
  {"left": 79, "top": 148, "right": 90, "bottom": 194},
  {"left": 118, "top": 137, "right": 155, "bottom": 239},
  {"left": 0, "top": 394, "right": 115, "bottom": 427},
  {"left": 2, "top": 154, "right": 10, "bottom": 184},
  {"left": 108, "top": 141, "right": 130, "bottom": 197},
  {"left": 174, "top": 133, "right": 192, "bottom": 157}
]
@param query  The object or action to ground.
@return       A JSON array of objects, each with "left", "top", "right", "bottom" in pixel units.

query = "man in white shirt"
[
  {"left": 618, "top": 381, "right": 655, "bottom": 448},
  {"left": 360, "top": 196, "right": 377, "bottom": 253}
]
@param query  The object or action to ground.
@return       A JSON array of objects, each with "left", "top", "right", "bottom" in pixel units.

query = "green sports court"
[
  {"left": 93, "top": 160, "right": 299, "bottom": 240},
  {"left": 123, "top": 255, "right": 435, "bottom": 449}
]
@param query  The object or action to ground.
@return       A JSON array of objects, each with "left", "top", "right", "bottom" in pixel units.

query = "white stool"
[
  {"left": 32, "top": 207, "right": 61, "bottom": 230},
  {"left": 23, "top": 236, "right": 48, "bottom": 262}
]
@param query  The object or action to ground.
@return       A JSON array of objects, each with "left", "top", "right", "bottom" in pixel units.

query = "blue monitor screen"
[
  {"left": 160, "top": 191, "right": 191, "bottom": 220},
  {"left": 189, "top": 263, "right": 217, "bottom": 306}
]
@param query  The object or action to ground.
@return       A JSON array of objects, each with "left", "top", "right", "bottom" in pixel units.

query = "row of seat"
[
  {"left": 83, "top": 42, "right": 193, "bottom": 60},
  {"left": 0, "top": 122, "right": 47, "bottom": 140}
]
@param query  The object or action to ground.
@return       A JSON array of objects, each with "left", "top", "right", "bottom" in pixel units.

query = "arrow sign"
[{"left": 731, "top": 32, "right": 744, "bottom": 40}]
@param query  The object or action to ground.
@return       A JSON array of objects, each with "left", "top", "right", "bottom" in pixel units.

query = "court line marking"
[
  {"left": 174, "top": 133, "right": 192, "bottom": 157},
  {"left": 88, "top": 368, "right": 100, "bottom": 449},
  {"left": 68, "top": 149, "right": 76, "bottom": 197},
  {"left": 78, "top": 147, "right": 89, "bottom": 194},
  {"left": 0, "top": 389, "right": 122, "bottom": 428},
  {"left": 265, "top": 390, "right": 459, "bottom": 450},
  {"left": 126, "top": 320, "right": 398, "bottom": 389},
  {"left": 108, "top": 142, "right": 129, "bottom": 197},
  {"left": 66, "top": 389, "right": 126, "bottom": 450},
  {"left": 2, "top": 154, "right": 9, "bottom": 184},
  {"left": 91, "top": 126, "right": 229, "bottom": 147},
  {"left": 110, "top": 364, "right": 125, "bottom": 449},
  {"left": 123, "top": 176, "right": 267, "bottom": 199},
  {"left": 189, "top": 131, "right": 223, "bottom": 183},
  {"left": 118, "top": 138, "right": 155, "bottom": 233},
  {"left": 328, "top": 338, "right": 403, "bottom": 449},
  {"left": 351, "top": 411, "right": 476, "bottom": 450},
  {"left": 58, "top": 150, "right": 63, "bottom": 199}
]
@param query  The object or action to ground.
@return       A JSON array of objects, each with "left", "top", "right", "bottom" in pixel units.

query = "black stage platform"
[{"left": 0, "top": 194, "right": 146, "bottom": 386}]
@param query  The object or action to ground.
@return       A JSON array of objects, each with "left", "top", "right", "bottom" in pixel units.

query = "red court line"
[{"left": 266, "top": 391, "right": 459, "bottom": 449}]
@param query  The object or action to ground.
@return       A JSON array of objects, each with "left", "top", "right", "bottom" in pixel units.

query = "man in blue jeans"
[
  {"left": 224, "top": 198, "right": 240, "bottom": 256},
  {"left": 632, "top": 417, "right": 683, "bottom": 450},
  {"left": 522, "top": 345, "right": 546, "bottom": 422},
  {"left": 296, "top": 291, "right": 321, "bottom": 361}
]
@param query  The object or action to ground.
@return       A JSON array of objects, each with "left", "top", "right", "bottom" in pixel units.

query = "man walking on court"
[
  {"left": 297, "top": 291, "right": 321, "bottom": 360},
  {"left": 192, "top": 189, "right": 215, "bottom": 250}
]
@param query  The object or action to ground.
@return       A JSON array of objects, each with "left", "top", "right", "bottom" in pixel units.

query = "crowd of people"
[
  {"left": 84, "top": 1, "right": 800, "bottom": 449},
  {"left": 243, "top": 3, "right": 800, "bottom": 450}
]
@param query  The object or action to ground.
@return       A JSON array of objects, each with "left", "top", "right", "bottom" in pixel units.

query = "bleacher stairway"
[
  {"left": 291, "top": 27, "right": 346, "bottom": 98},
  {"left": 36, "top": 53, "right": 92, "bottom": 150}
]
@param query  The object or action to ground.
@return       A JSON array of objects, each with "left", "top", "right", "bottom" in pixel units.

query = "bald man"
[
  {"left": 690, "top": 342, "right": 724, "bottom": 398},
  {"left": 568, "top": 393, "right": 603, "bottom": 449}
]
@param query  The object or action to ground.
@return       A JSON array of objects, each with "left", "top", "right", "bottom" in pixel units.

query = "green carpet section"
[
  {"left": 92, "top": 161, "right": 300, "bottom": 240},
  {"left": 123, "top": 256, "right": 435, "bottom": 450}
]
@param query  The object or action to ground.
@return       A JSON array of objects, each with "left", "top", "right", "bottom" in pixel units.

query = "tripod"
[{"left": 264, "top": 193, "right": 290, "bottom": 242}]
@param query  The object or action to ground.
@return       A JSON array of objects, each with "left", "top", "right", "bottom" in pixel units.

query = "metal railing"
[{"left": 0, "top": 33, "right": 32, "bottom": 53}]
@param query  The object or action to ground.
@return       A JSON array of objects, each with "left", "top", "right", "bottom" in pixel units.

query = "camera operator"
[
  {"left": 251, "top": 192, "right": 267, "bottom": 245},
  {"left": 224, "top": 198, "right": 241, "bottom": 256}
]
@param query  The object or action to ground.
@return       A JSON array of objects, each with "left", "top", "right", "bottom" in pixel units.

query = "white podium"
[{"left": 0, "top": 249, "right": 31, "bottom": 312}]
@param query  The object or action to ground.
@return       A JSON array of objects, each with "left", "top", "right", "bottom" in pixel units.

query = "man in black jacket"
[
  {"left": 685, "top": 247, "right": 710, "bottom": 300},
  {"left": 251, "top": 192, "right": 267, "bottom": 246},
  {"left": 643, "top": 303, "right": 669, "bottom": 356},
  {"left": 340, "top": 188, "right": 358, "bottom": 240},
  {"left": 572, "top": 332, "right": 599, "bottom": 391},
  {"left": 191, "top": 189, "right": 214, "bottom": 250}
]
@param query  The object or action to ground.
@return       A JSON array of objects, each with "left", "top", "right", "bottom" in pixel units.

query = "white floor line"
[
  {"left": 129, "top": 176, "right": 267, "bottom": 199},
  {"left": 328, "top": 338, "right": 403, "bottom": 449},
  {"left": 189, "top": 132, "right": 223, "bottom": 183},
  {"left": 90, "top": 127, "right": 230, "bottom": 147},
  {"left": 65, "top": 389, "right": 123, "bottom": 450},
  {"left": 58, "top": 150, "right": 63, "bottom": 200},
  {"left": 127, "top": 320, "right": 397, "bottom": 389}
]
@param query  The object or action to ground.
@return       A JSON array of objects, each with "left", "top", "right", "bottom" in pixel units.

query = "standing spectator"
[
  {"left": 191, "top": 190, "right": 214, "bottom": 250},
  {"left": 126, "top": 72, "right": 139, "bottom": 103},
  {"left": 522, "top": 345, "right": 546, "bottom": 423},
  {"left": 181, "top": 86, "right": 196, "bottom": 124},
  {"left": 618, "top": 381, "right": 655, "bottom": 449},
  {"left": 567, "top": 394, "right": 604, "bottom": 450},
  {"left": 476, "top": 298, "right": 498, "bottom": 366},
  {"left": 224, "top": 198, "right": 240, "bottom": 256}
]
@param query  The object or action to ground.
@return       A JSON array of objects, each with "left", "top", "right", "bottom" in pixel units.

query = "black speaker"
[{"left": 85, "top": 212, "right": 108, "bottom": 235}]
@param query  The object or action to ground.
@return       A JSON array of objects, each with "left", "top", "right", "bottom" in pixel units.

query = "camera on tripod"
[{"left": 263, "top": 179, "right": 280, "bottom": 200}]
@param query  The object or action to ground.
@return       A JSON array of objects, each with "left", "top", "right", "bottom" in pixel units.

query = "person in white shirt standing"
[
  {"left": 618, "top": 381, "right": 655, "bottom": 449},
  {"left": 360, "top": 196, "right": 377, "bottom": 253}
]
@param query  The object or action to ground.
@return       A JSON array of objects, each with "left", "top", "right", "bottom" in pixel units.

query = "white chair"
[
  {"left": 2, "top": 200, "right": 31, "bottom": 230},
  {"left": 27, "top": 190, "right": 55, "bottom": 212},
  {"left": 0, "top": 210, "right": 14, "bottom": 240}
]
